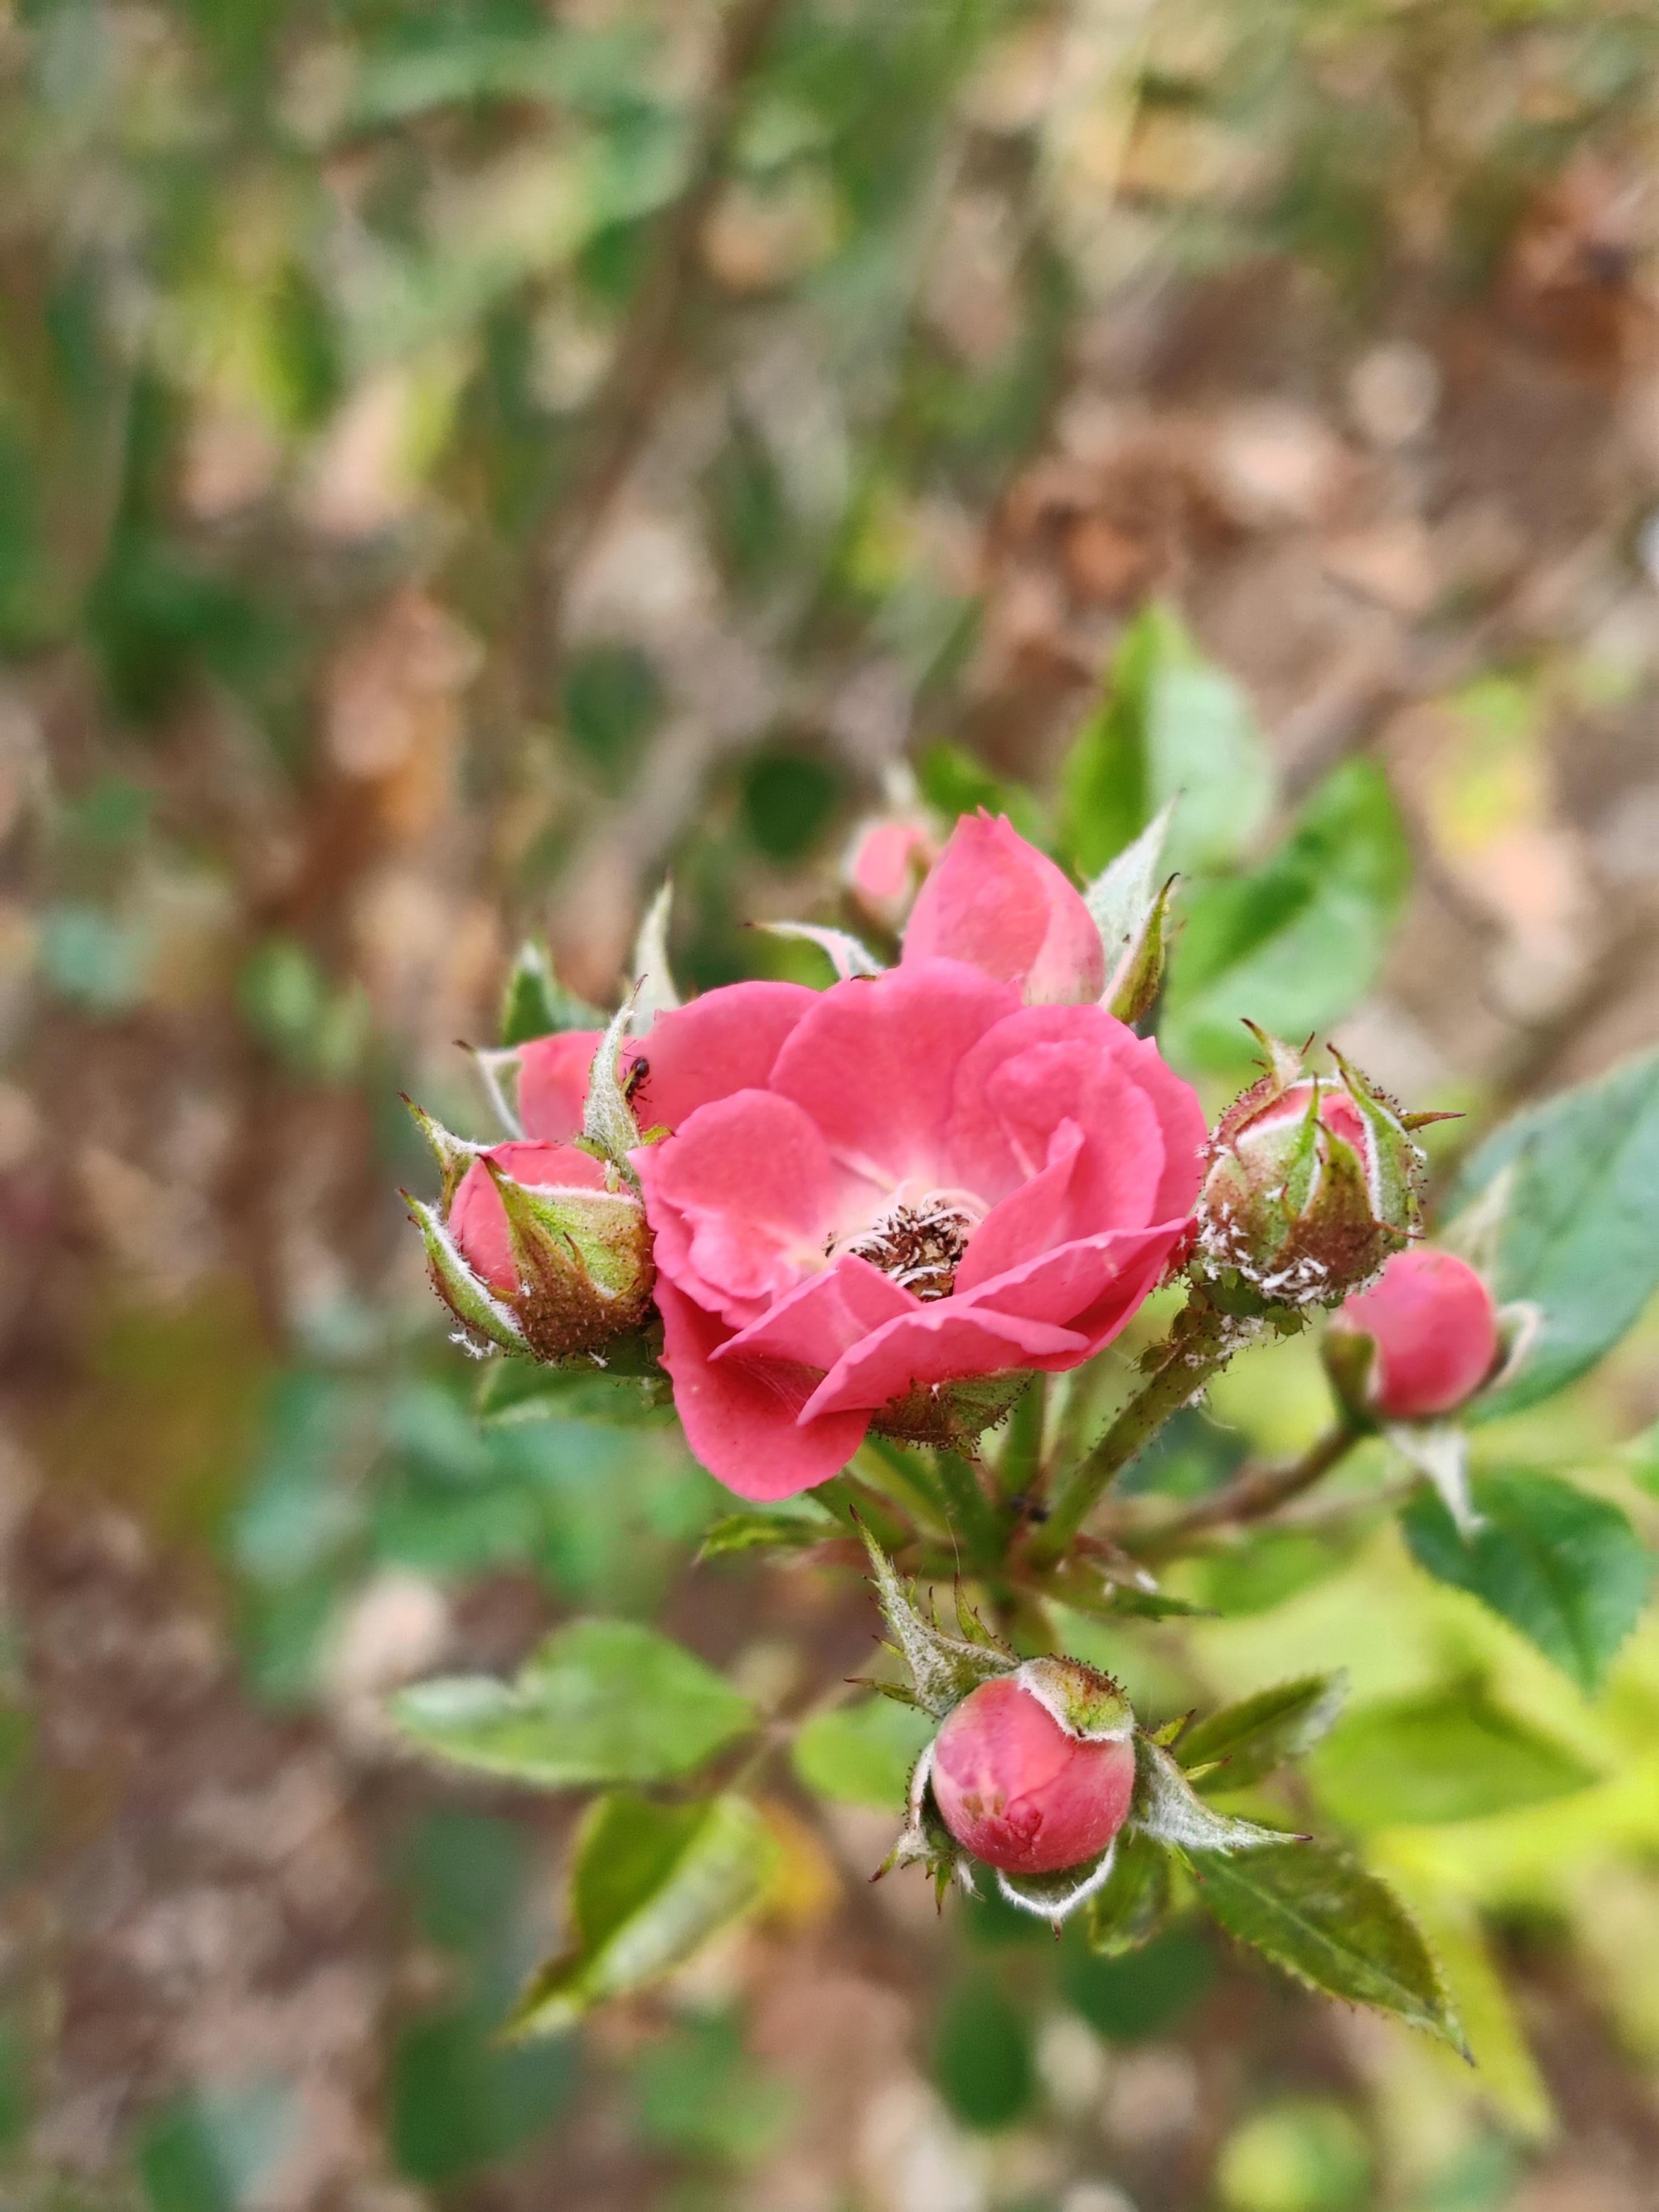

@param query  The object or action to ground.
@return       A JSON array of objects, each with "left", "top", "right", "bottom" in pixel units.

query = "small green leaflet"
[
  {"left": 1160, "top": 757, "right": 1409, "bottom": 1079},
  {"left": 475, "top": 1352, "right": 674, "bottom": 1428},
  {"left": 1307, "top": 1687, "right": 1597, "bottom": 1829},
  {"left": 1452, "top": 1045, "right": 1659, "bottom": 1416},
  {"left": 1059, "top": 604, "right": 1275, "bottom": 879},
  {"left": 793, "top": 1696, "right": 934, "bottom": 1809},
  {"left": 507, "top": 1793, "right": 778, "bottom": 2039},
  {"left": 1085, "top": 1832, "right": 1172, "bottom": 1957},
  {"left": 698, "top": 1500, "right": 839, "bottom": 1561},
  {"left": 1191, "top": 1841, "right": 1466, "bottom": 2053},
  {"left": 498, "top": 939, "right": 603, "bottom": 1047},
  {"left": 1402, "top": 1470, "right": 1653, "bottom": 1697},
  {"left": 392, "top": 1619, "right": 756, "bottom": 1789},
  {"left": 1178, "top": 1674, "right": 1348, "bottom": 1796}
]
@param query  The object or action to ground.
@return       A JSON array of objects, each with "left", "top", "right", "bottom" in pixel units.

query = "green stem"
[
  {"left": 853, "top": 1438, "right": 952, "bottom": 1542},
  {"left": 818, "top": 1468, "right": 909, "bottom": 1553},
  {"left": 932, "top": 1449, "right": 1002, "bottom": 1568},
  {"left": 1130, "top": 1424, "right": 1361, "bottom": 1560},
  {"left": 996, "top": 1376, "right": 1047, "bottom": 1503},
  {"left": 1026, "top": 1295, "right": 1235, "bottom": 1567}
]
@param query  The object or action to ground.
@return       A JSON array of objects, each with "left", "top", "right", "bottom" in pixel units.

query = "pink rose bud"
[
  {"left": 930, "top": 1660, "right": 1136, "bottom": 1875},
  {"left": 406, "top": 1116, "right": 654, "bottom": 1364},
  {"left": 1332, "top": 1247, "right": 1499, "bottom": 1421},
  {"left": 903, "top": 813, "right": 1107, "bottom": 1007},
  {"left": 1196, "top": 1034, "right": 1425, "bottom": 1310},
  {"left": 845, "top": 819, "right": 934, "bottom": 925}
]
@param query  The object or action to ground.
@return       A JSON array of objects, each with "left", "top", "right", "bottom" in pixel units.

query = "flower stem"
[
  {"left": 995, "top": 1375, "right": 1047, "bottom": 1504},
  {"left": 932, "top": 1449, "right": 1002, "bottom": 1567},
  {"left": 1025, "top": 1293, "right": 1236, "bottom": 1567},
  {"left": 853, "top": 1438, "right": 953, "bottom": 1542},
  {"left": 1130, "top": 1424, "right": 1361, "bottom": 1560}
]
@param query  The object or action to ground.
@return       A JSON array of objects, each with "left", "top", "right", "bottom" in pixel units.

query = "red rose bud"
[
  {"left": 405, "top": 1113, "right": 653, "bottom": 1363},
  {"left": 1331, "top": 1247, "right": 1500, "bottom": 1421},
  {"left": 1196, "top": 1034, "right": 1425, "bottom": 1310},
  {"left": 929, "top": 1659, "right": 1136, "bottom": 1875}
]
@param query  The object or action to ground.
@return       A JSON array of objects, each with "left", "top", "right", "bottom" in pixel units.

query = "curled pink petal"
[
  {"left": 715, "top": 1255, "right": 917, "bottom": 1370},
  {"left": 800, "top": 1304, "right": 1088, "bottom": 1422},
  {"left": 654, "top": 1275, "right": 868, "bottom": 1501},
  {"left": 903, "top": 813, "right": 1105, "bottom": 1007}
]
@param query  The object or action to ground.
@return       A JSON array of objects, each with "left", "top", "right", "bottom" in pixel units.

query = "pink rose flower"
[
  {"left": 1332, "top": 1247, "right": 1500, "bottom": 1421},
  {"left": 633, "top": 956, "right": 1204, "bottom": 1499},
  {"left": 931, "top": 1671, "right": 1136, "bottom": 1875},
  {"left": 904, "top": 813, "right": 1106, "bottom": 1006}
]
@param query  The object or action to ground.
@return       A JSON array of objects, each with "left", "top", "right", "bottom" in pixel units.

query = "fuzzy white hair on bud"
[{"left": 759, "top": 920, "right": 884, "bottom": 981}]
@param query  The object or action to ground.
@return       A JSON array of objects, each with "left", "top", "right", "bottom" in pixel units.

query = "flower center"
[{"left": 835, "top": 1190, "right": 985, "bottom": 1301}]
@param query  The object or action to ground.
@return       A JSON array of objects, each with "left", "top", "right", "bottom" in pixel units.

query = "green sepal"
[
  {"left": 500, "top": 938, "right": 604, "bottom": 1047},
  {"left": 1129, "top": 1734, "right": 1294, "bottom": 1854},
  {"left": 404, "top": 1190, "right": 526, "bottom": 1356},
  {"left": 1084, "top": 1831, "right": 1172, "bottom": 1956},
  {"left": 860, "top": 1527, "right": 1019, "bottom": 1719}
]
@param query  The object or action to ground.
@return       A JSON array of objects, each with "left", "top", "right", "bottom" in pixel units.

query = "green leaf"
[
  {"left": 1179, "top": 1674, "right": 1349, "bottom": 1795},
  {"left": 1307, "top": 1688, "right": 1597, "bottom": 1828},
  {"left": 698, "top": 1501, "right": 839, "bottom": 1561},
  {"left": 1059, "top": 604, "right": 1274, "bottom": 879},
  {"left": 1085, "top": 1832, "right": 1172, "bottom": 1957},
  {"left": 500, "top": 940, "right": 603, "bottom": 1048},
  {"left": 1161, "top": 758, "right": 1409, "bottom": 1078},
  {"left": 475, "top": 1346, "right": 672, "bottom": 1427},
  {"left": 1191, "top": 1841, "right": 1465, "bottom": 2051},
  {"left": 793, "top": 1695, "right": 934, "bottom": 1809},
  {"left": 1401, "top": 1470, "right": 1653, "bottom": 1696},
  {"left": 1452, "top": 1045, "right": 1659, "bottom": 1415},
  {"left": 392, "top": 1620, "right": 756, "bottom": 1789},
  {"left": 932, "top": 1973, "right": 1036, "bottom": 2133},
  {"left": 507, "top": 1793, "right": 778, "bottom": 2037}
]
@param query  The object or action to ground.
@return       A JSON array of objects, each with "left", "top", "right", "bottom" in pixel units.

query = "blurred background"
[{"left": 6, "top": 1, "right": 1659, "bottom": 2207}]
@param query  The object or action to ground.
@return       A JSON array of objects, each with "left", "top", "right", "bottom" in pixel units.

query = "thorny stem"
[
  {"left": 1130, "top": 1424, "right": 1361, "bottom": 1560},
  {"left": 1025, "top": 1293, "right": 1238, "bottom": 1567}
]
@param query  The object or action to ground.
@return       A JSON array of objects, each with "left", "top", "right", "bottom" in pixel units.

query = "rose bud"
[
  {"left": 1195, "top": 1033, "right": 1428, "bottom": 1310},
  {"left": 404, "top": 1115, "right": 654, "bottom": 1364},
  {"left": 845, "top": 817, "right": 935, "bottom": 928},
  {"left": 1329, "top": 1247, "right": 1500, "bottom": 1421},
  {"left": 928, "top": 1658, "right": 1136, "bottom": 1875}
]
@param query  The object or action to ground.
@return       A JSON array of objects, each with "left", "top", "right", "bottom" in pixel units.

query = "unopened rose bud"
[
  {"left": 1195, "top": 1035, "right": 1425, "bottom": 1310},
  {"left": 929, "top": 1658, "right": 1136, "bottom": 1875},
  {"left": 1330, "top": 1247, "right": 1499, "bottom": 1421},
  {"left": 406, "top": 1117, "right": 654, "bottom": 1363},
  {"left": 846, "top": 817, "right": 934, "bottom": 919}
]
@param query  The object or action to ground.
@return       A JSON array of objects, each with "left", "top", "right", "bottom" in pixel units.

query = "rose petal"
[
  {"left": 953, "top": 1121, "right": 1087, "bottom": 1292},
  {"left": 903, "top": 813, "right": 1105, "bottom": 1006},
  {"left": 800, "top": 1303, "right": 1087, "bottom": 1421},
  {"left": 960, "top": 1223, "right": 1183, "bottom": 1358},
  {"left": 655, "top": 1275, "right": 868, "bottom": 1500},
  {"left": 771, "top": 957, "right": 1020, "bottom": 1188},
  {"left": 449, "top": 1140, "right": 609, "bottom": 1295},
  {"left": 714, "top": 1253, "right": 917, "bottom": 1371},
  {"left": 632, "top": 981, "right": 818, "bottom": 1133},
  {"left": 517, "top": 1030, "right": 603, "bottom": 1143},
  {"left": 945, "top": 1006, "right": 1204, "bottom": 1223},
  {"left": 637, "top": 1090, "right": 847, "bottom": 1328}
]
